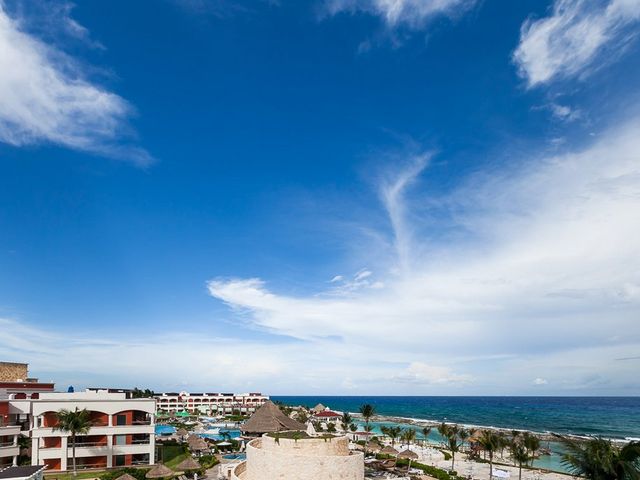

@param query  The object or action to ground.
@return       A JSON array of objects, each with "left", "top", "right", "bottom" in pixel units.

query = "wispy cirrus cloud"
[
  {"left": 323, "top": 0, "right": 478, "bottom": 30},
  {"left": 513, "top": 0, "right": 640, "bottom": 88},
  {"left": 0, "top": 3, "right": 152, "bottom": 165},
  {"left": 207, "top": 113, "right": 640, "bottom": 394}
]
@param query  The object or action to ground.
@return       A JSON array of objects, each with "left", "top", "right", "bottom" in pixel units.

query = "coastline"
[{"left": 352, "top": 413, "right": 569, "bottom": 442}]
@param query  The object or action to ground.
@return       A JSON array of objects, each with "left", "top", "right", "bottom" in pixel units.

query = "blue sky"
[{"left": 1, "top": 0, "right": 639, "bottom": 395}]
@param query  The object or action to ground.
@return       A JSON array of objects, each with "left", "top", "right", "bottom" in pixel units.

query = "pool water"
[
  {"left": 155, "top": 425, "right": 176, "bottom": 435},
  {"left": 222, "top": 453, "right": 246, "bottom": 461},
  {"left": 199, "top": 429, "right": 242, "bottom": 441}
]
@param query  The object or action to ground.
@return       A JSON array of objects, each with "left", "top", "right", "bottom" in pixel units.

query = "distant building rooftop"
[{"left": 0, "top": 466, "right": 46, "bottom": 480}]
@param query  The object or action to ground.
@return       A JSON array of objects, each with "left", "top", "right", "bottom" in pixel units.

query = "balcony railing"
[
  {"left": 131, "top": 420, "right": 152, "bottom": 425},
  {"left": 72, "top": 463, "right": 107, "bottom": 471},
  {"left": 41, "top": 444, "right": 62, "bottom": 449},
  {"left": 131, "top": 439, "right": 151, "bottom": 445},
  {"left": 0, "top": 441, "right": 16, "bottom": 447},
  {"left": 75, "top": 442, "right": 108, "bottom": 448}
]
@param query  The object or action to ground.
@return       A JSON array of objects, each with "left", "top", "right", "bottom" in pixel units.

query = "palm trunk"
[
  {"left": 451, "top": 451, "right": 455, "bottom": 471},
  {"left": 72, "top": 434, "right": 77, "bottom": 476},
  {"left": 519, "top": 463, "right": 522, "bottom": 480},
  {"left": 489, "top": 451, "right": 493, "bottom": 480}
]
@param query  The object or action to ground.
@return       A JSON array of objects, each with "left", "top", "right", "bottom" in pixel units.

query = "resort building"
[
  {"left": 25, "top": 391, "right": 156, "bottom": 471},
  {"left": 155, "top": 392, "right": 268, "bottom": 414},
  {"left": 313, "top": 410, "right": 342, "bottom": 424},
  {"left": 0, "top": 362, "right": 55, "bottom": 402},
  {"left": 0, "top": 425, "right": 20, "bottom": 467}
]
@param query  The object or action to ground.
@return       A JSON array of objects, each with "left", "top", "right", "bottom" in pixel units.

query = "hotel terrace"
[
  {"left": 154, "top": 391, "right": 268, "bottom": 414},
  {"left": 27, "top": 391, "right": 156, "bottom": 471}
]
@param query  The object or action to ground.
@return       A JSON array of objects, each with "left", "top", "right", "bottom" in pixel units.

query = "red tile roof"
[{"left": 315, "top": 410, "right": 341, "bottom": 418}]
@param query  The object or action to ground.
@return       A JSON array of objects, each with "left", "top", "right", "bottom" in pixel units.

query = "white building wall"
[
  {"left": 238, "top": 435, "right": 364, "bottom": 480},
  {"left": 23, "top": 392, "right": 156, "bottom": 471},
  {"left": 0, "top": 425, "right": 20, "bottom": 466}
]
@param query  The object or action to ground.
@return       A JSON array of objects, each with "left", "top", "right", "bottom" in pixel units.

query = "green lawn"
[
  {"left": 45, "top": 471, "right": 107, "bottom": 480},
  {"left": 158, "top": 444, "right": 189, "bottom": 470}
]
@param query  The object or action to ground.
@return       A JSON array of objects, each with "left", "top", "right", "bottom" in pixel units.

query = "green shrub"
[
  {"left": 378, "top": 456, "right": 461, "bottom": 480},
  {"left": 199, "top": 455, "right": 218, "bottom": 469}
]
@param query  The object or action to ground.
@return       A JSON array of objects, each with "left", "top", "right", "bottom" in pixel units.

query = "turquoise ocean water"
[{"left": 274, "top": 396, "right": 640, "bottom": 474}]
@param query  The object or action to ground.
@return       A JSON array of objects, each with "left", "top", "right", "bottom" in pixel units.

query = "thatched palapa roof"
[
  {"left": 176, "top": 456, "right": 201, "bottom": 471},
  {"left": 176, "top": 428, "right": 188, "bottom": 436},
  {"left": 380, "top": 446, "right": 399, "bottom": 455},
  {"left": 398, "top": 449, "right": 418, "bottom": 459},
  {"left": 366, "top": 443, "right": 381, "bottom": 453},
  {"left": 145, "top": 464, "right": 174, "bottom": 479},
  {"left": 311, "top": 403, "right": 326, "bottom": 413},
  {"left": 241, "top": 401, "right": 306, "bottom": 434},
  {"left": 115, "top": 474, "right": 137, "bottom": 480}
]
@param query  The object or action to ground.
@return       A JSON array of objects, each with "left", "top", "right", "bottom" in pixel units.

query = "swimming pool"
[
  {"left": 222, "top": 453, "right": 246, "bottom": 461},
  {"left": 199, "top": 429, "right": 242, "bottom": 441},
  {"left": 155, "top": 425, "right": 176, "bottom": 435}
]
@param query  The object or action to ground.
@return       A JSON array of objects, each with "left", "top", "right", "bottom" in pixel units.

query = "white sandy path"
[{"left": 390, "top": 446, "right": 574, "bottom": 480}]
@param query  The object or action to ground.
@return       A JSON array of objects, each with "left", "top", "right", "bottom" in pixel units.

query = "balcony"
[{"left": 131, "top": 419, "right": 152, "bottom": 425}]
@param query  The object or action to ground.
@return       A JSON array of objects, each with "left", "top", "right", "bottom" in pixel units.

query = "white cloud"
[
  {"left": 0, "top": 4, "right": 151, "bottom": 164},
  {"left": 207, "top": 114, "right": 640, "bottom": 394},
  {"left": 533, "top": 377, "right": 548, "bottom": 385},
  {"left": 393, "top": 362, "right": 472, "bottom": 385},
  {"left": 548, "top": 102, "right": 582, "bottom": 121},
  {"left": 514, "top": 0, "right": 640, "bottom": 87},
  {"left": 323, "top": 0, "right": 478, "bottom": 29}
]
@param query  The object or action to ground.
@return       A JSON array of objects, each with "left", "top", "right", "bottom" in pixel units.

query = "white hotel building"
[
  {"left": 0, "top": 425, "right": 20, "bottom": 468},
  {"left": 9, "top": 391, "right": 155, "bottom": 472},
  {"left": 155, "top": 392, "right": 268, "bottom": 414}
]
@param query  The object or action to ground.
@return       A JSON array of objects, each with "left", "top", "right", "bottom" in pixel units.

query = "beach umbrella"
[
  {"left": 190, "top": 438, "right": 209, "bottom": 452},
  {"left": 217, "top": 441, "right": 232, "bottom": 446},
  {"left": 146, "top": 464, "right": 175, "bottom": 479},
  {"left": 115, "top": 474, "right": 137, "bottom": 480},
  {"left": 398, "top": 449, "right": 418, "bottom": 459},
  {"left": 381, "top": 446, "right": 399, "bottom": 456},
  {"left": 367, "top": 443, "right": 381, "bottom": 453},
  {"left": 398, "top": 449, "right": 419, "bottom": 470},
  {"left": 176, "top": 457, "right": 202, "bottom": 471},
  {"left": 176, "top": 428, "right": 188, "bottom": 437}
]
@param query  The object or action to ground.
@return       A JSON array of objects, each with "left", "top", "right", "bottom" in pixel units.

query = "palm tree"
[
  {"left": 364, "top": 424, "right": 374, "bottom": 456},
  {"left": 341, "top": 412, "right": 353, "bottom": 432},
  {"left": 510, "top": 440, "right": 530, "bottom": 480},
  {"left": 359, "top": 404, "right": 375, "bottom": 428},
  {"left": 523, "top": 432, "right": 541, "bottom": 466},
  {"left": 386, "top": 426, "right": 402, "bottom": 446},
  {"left": 297, "top": 410, "right": 309, "bottom": 424},
  {"left": 403, "top": 428, "right": 417, "bottom": 447},
  {"left": 421, "top": 426, "right": 432, "bottom": 446},
  {"left": 497, "top": 432, "right": 509, "bottom": 459},
  {"left": 556, "top": 436, "right": 640, "bottom": 480},
  {"left": 445, "top": 425, "right": 464, "bottom": 472},
  {"left": 438, "top": 422, "right": 451, "bottom": 447},
  {"left": 478, "top": 430, "right": 501, "bottom": 480},
  {"left": 54, "top": 408, "right": 92, "bottom": 475}
]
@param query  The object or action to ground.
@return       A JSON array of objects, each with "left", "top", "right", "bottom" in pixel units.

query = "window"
[
  {"left": 115, "top": 435, "right": 127, "bottom": 446},
  {"left": 114, "top": 455, "right": 125, "bottom": 467},
  {"left": 116, "top": 414, "right": 127, "bottom": 426}
]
